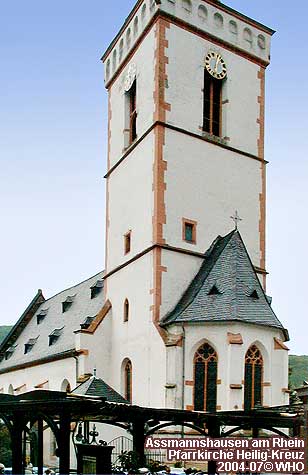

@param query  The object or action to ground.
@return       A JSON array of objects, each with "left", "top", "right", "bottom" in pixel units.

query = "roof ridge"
[{"left": 42, "top": 270, "right": 104, "bottom": 304}]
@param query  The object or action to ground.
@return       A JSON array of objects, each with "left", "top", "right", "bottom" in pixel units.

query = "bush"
[{"left": 0, "top": 422, "right": 12, "bottom": 467}]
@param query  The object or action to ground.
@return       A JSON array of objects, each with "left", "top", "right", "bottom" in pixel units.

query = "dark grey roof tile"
[{"left": 162, "top": 231, "right": 287, "bottom": 336}]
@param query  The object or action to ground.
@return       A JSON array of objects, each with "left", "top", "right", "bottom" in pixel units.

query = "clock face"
[
  {"left": 124, "top": 63, "right": 137, "bottom": 92},
  {"left": 205, "top": 52, "right": 227, "bottom": 80}
]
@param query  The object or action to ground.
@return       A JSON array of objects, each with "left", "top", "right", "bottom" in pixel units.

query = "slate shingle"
[
  {"left": 72, "top": 376, "right": 129, "bottom": 404},
  {"left": 161, "top": 230, "right": 288, "bottom": 338}
]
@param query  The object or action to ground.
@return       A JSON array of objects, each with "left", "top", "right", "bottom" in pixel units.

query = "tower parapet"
[{"left": 102, "top": 0, "right": 274, "bottom": 86}]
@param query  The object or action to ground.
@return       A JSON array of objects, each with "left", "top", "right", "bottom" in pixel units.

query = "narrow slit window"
[
  {"left": 203, "top": 70, "right": 222, "bottom": 136},
  {"left": 124, "top": 360, "right": 132, "bottom": 403},
  {"left": 124, "top": 231, "right": 131, "bottom": 254},
  {"left": 124, "top": 299, "right": 129, "bottom": 322},
  {"left": 129, "top": 80, "right": 137, "bottom": 144}
]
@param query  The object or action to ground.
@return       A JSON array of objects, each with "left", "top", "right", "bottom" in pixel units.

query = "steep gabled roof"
[
  {"left": 0, "top": 290, "right": 45, "bottom": 357},
  {"left": 161, "top": 230, "right": 288, "bottom": 338},
  {"left": 72, "top": 375, "right": 129, "bottom": 404},
  {"left": 0, "top": 271, "right": 105, "bottom": 370}
]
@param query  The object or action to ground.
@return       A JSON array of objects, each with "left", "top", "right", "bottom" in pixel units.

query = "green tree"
[{"left": 0, "top": 422, "right": 12, "bottom": 467}]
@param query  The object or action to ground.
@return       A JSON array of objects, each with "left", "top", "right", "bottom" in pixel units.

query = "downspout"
[
  {"left": 181, "top": 325, "right": 186, "bottom": 438},
  {"left": 73, "top": 355, "right": 79, "bottom": 385}
]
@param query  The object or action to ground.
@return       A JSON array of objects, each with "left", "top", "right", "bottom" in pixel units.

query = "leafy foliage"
[
  {"left": 0, "top": 326, "right": 12, "bottom": 344},
  {"left": 0, "top": 422, "right": 12, "bottom": 467},
  {"left": 289, "top": 355, "right": 308, "bottom": 389},
  {"left": 116, "top": 451, "right": 143, "bottom": 472}
]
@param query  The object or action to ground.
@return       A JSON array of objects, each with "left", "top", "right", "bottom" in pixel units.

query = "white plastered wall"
[
  {"left": 105, "top": 252, "right": 167, "bottom": 408},
  {"left": 106, "top": 131, "right": 154, "bottom": 273},
  {"left": 108, "top": 26, "right": 156, "bottom": 169},
  {"left": 166, "top": 322, "right": 289, "bottom": 412},
  {"left": 165, "top": 23, "right": 262, "bottom": 157}
]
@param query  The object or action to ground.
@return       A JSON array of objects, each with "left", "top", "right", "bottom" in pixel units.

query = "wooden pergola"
[{"left": 0, "top": 390, "right": 304, "bottom": 475}]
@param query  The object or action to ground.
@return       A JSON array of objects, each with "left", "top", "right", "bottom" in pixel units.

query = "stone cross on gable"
[{"left": 230, "top": 210, "right": 242, "bottom": 230}]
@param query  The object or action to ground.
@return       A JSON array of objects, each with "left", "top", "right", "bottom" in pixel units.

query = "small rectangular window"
[
  {"left": 124, "top": 231, "right": 131, "bottom": 254},
  {"left": 182, "top": 219, "right": 197, "bottom": 244}
]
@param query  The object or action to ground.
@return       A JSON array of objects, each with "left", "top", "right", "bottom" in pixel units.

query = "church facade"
[{"left": 0, "top": 0, "right": 289, "bottom": 464}]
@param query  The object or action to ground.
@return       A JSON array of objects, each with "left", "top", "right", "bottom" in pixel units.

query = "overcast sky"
[{"left": 0, "top": 1, "right": 307, "bottom": 354}]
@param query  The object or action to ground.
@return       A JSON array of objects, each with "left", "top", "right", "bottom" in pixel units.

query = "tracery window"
[
  {"left": 244, "top": 345, "right": 263, "bottom": 410},
  {"left": 193, "top": 343, "right": 218, "bottom": 412}
]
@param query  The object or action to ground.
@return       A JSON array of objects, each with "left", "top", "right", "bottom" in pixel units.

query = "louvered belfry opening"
[
  {"left": 203, "top": 69, "right": 222, "bottom": 137},
  {"left": 193, "top": 342, "right": 218, "bottom": 412},
  {"left": 244, "top": 345, "right": 263, "bottom": 410}
]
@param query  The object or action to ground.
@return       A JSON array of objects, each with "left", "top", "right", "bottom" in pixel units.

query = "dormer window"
[
  {"left": 49, "top": 328, "right": 64, "bottom": 346},
  {"left": 37, "top": 309, "right": 48, "bottom": 325},
  {"left": 62, "top": 296, "right": 75, "bottom": 313},
  {"left": 208, "top": 285, "right": 221, "bottom": 296},
  {"left": 80, "top": 316, "right": 95, "bottom": 330},
  {"left": 249, "top": 290, "right": 259, "bottom": 299},
  {"left": 5, "top": 345, "right": 17, "bottom": 360},
  {"left": 24, "top": 337, "right": 39, "bottom": 354},
  {"left": 91, "top": 280, "right": 103, "bottom": 299}
]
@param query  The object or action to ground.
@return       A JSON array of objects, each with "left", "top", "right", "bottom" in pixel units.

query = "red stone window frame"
[
  {"left": 244, "top": 345, "right": 263, "bottom": 410},
  {"left": 182, "top": 218, "right": 197, "bottom": 244},
  {"left": 124, "top": 230, "right": 131, "bottom": 255},
  {"left": 193, "top": 342, "right": 218, "bottom": 412}
]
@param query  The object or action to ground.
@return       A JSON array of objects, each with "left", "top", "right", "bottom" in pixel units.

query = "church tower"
[{"left": 102, "top": 0, "right": 288, "bottom": 411}]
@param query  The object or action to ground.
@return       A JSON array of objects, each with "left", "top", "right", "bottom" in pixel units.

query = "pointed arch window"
[
  {"left": 193, "top": 343, "right": 218, "bottom": 412},
  {"left": 124, "top": 360, "right": 132, "bottom": 403},
  {"left": 244, "top": 345, "right": 263, "bottom": 410},
  {"left": 203, "top": 69, "right": 222, "bottom": 137},
  {"left": 124, "top": 299, "right": 129, "bottom": 322}
]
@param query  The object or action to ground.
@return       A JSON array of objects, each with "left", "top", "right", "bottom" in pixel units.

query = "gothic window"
[
  {"left": 124, "top": 299, "right": 129, "bottom": 322},
  {"left": 124, "top": 360, "right": 132, "bottom": 403},
  {"left": 203, "top": 69, "right": 222, "bottom": 137},
  {"left": 193, "top": 343, "right": 218, "bottom": 412},
  {"left": 128, "top": 80, "right": 137, "bottom": 144},
  {"left": 244, "top": 345, "right": 263, "bottom": 410}
]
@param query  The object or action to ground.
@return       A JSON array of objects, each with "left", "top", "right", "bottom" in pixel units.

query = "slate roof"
[
  {"left": 0, "top": 271, "right": 105, "bottom": 370},
  {"left": 72, "top": 375, "right": 129, "bottom": 404},
  {"left": 161, "top": 230, "right": 288, "bottom": 338}
]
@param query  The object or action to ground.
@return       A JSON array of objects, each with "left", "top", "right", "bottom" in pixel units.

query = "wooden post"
[
  {"left": 132, "top": 418, "right": 145, "bottom": 465},
  {"left": 58, "top": 414, "right": 71, "bottom": 475},
  {"left": 207, "top": 420, "right": 220, "bottom": 475},
  {"left": 12, "top": 416, "right": 24, "bottom": 475},
  {"left": 37, "top": 418, "right": 44, "bottom": 475},
  {"left": 304, "top": 404, "right": 308, "bottom": 473}
]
